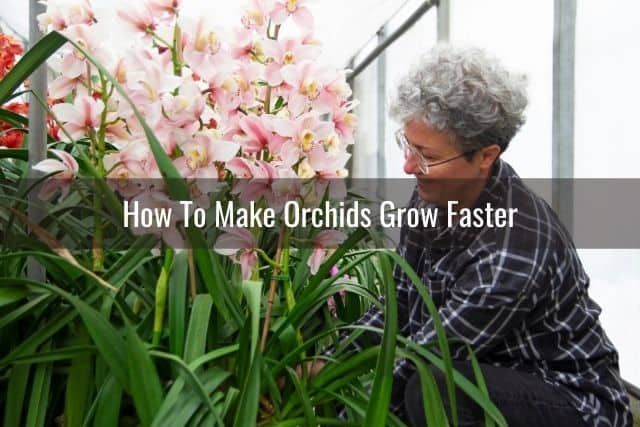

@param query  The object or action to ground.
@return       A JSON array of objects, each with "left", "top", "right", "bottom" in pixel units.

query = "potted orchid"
[{"left": 0, "top": 1, "right": 506, "bottom": 426}]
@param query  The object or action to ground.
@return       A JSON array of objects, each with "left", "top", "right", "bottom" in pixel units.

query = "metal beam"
[
  {"left": 437, "top": 0, "right": 450, "bottom": 41},
  {"left": 347, "top": 0, "right": 436, "bottom": 81},
  {"left": 552, "top": 0, "right": 576, "bottom": 233},
  {"left": 28, "top": 0, "right": 47, "bottom": 282},
  {"left": 376, "top": 27, "right": 387, "bottom": 181}
]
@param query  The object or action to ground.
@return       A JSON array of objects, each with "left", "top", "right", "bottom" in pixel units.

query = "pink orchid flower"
[
  {"left": 332, "top": 101, "right": 358, "bottom": 145},
  {"left": 214, "top": 227, "right": 258, "bottom": 280},
  {"left": 174, "top": 132, "right": 240, "bottom": 203},
  {"left": 236, "top": 115, "right": 283, "bottom": 155},
  {"left": 32, "top": 149, "right": 79, "bottom": 201},
  {"left": 307, "top": 142, "right": 350, "bottom": 175},
  {"left": 125, "top": 48, "right": 183, "bottom": 106},
  {"left": 104, "top": 141, "right": 156, "bottom": 198},
  {"left": 38, "top": 0, "right": 96, "bottom": 32},
  {"left": 182, "top": 17, "right": 224, "bottom": 72},
  {"left": 51, "top": 95, "right": 105, "bottom": 141},
  {"left": 48, "top": 52, "right": 86, "bottom": 99},
  {"left": 161, "top": 81, "right": 205, "bottom": 128},
  {"left": 241, "top": 0, "right": 276, "bottom": 31},
  {"left": 147, "top": 0, "right": 181, "bottom": 19},
  {"left": 263, "top": 37, "right": 320, "bottom": 86},
  {"left": 271, "top": 0, "right": 314, "bottom": 32},
  {"left": 117, "top": 4, "right": 157, "bottom": 35},
  {"left": 281, "top": 60, "right": 338, "bottom": 116},
  {"left": 270, "top": 112, "right": 334, "bottom": 166},
  {"left": 129, "top": 190, "right": 185, "bottom": 248},
  {"left": 308, "top": 230, "right": 347, "bottom": 275},
  {"left": 229, "top": 159, "right": 278, "bottom": 205}
]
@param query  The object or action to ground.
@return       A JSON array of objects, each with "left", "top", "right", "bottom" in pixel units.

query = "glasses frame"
[{"left": 395, "top": 129, "right": 475, "bottom": 175}]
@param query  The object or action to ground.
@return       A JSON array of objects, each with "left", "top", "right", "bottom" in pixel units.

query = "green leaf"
[
  {"left": 240, "top": 279, "right": 263, "bottom": 358},
  {"left": 396, "top": 349, "right": 447, "bottom": 427},
  {"left": 232, "top": 351, "right": 262, "bottom": 427},
  {"left": 184, "top": 294, "right": 213, "bottom": 363},
  {"left": 384, "top": 250, "right": 459, "bottom": 427},
  {"left": 0, "top": 32, "right": 67, "bottom": 104},
  {"left": 11, "top": 345, "right": 95, "bottom": 365},
  {"left": 125, "top": 322, "right": 164, "bottom": 427},
  {"left": 467, "top": 345, "right": 495, "bottom": 427},
  {"left": 0, "top": 280, "right": 130, "bottom": 391},
  {"left": 285, "top": 366, "right": 318, "bottom": 426},
  {"left": 92, "top": 375, "right": 122, "bottom": 427},
  {"left": 25, "top": 342, "right": 53, "bottom": 427},
  {"left": 168, "top": 250, "right": 188, "bottom": 357},
  {"left": 364, "top": 253, "right": 397, "bottom": 426},
  {"left": 0, "top": 286, "right": 31, "bottom": 306},
  {"left": 149, "top": 350, "right": 223, "bottom": 426},
  {"left": 3, "top": 363, "right": 30, "bottom": 427},
  {"left": 0, "top": 148, "right": 28, "bottom": 161}
]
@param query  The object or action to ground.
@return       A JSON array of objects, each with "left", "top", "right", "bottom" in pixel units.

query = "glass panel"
[
  {"left": 574, "top": 1, "right": 640, "bottom": 386},
  {"left": 351, "top": 61, "right": 379, "bottom": 178},
  {"left": 450, "top": 0, "right": 553, "bottom": 178},
  {"left": 384, "top": 9, "right": 438, "bottom": 181},
  {"left": 574, "top": 1, "right": 640, "bottom": 178}
]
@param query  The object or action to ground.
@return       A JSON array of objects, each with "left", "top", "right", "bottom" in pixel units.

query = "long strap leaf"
[{"left": 0, "top": 32, "right": 67, "bottom": 104}]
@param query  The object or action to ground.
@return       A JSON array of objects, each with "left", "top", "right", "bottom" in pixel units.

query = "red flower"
[
  {"left": 0, "top": 33, "right": 23, "bottom": 80},
  {"left": 0, "top": 102, "right": 28, "bottom": 148}
]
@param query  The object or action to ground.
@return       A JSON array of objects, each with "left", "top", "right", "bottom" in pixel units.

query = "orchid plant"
[{"left": 0, "top": 1, "right": 506, "bottom": 426}]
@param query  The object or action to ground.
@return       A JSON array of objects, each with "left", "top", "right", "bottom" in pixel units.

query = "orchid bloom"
[
  {"left": 174, "top": 131, "right": 240, "bottom": 201},
  {"left": 125, "top": 48, "right": 183, "bottom": 106},
  {"left": 271, "top": 0, "right": 314, "bottom": 32},
  {"left": 51, "top": 95, "right": 105, "bottom": 141},
  {"left": 281, "top": 61, "right": 338, "bottom": 116},
  {"left": 263, "top": 37, "right": 320, "bottom": 86},
  {"left": 32, "top": 149, "right": 79, "bottom": 201},
  {"left": 228, "top": 159, "right": 279, "bottom": 205},
  {"left": 129, "top": 190, "right": 185, "bottom": 248},
  {"left": 48, "top": 52, "right": 86, "bottom": 99},
  {"left": 214, "top": 227, "right": 258, "bottom": 280},
  {"left": 270, "top": 112, "right": 334, "bottom": 167},
  {"left": 38, "top": 0, "right": 96, "bottom": 32},
  {"left": 308, "top": 230, "right": 347, "bottom": 274},
  {"left": 147, "top": 0, "right": 181, "bottom": 19},
  {"left": 117, "top": 4, "right": 157, "bottom": 35},
  {"left": 103, "top": 141, "right": 153, "bottom": 198},
  {"left": 332, "top": 101, "right": 358, "bottom": 145},
  {"left": 241, "top": 0, "right": 276, "bottom": 31},
  {"left": 236, "top": 115, "right": 283, "bottom": 155},
  {"left": 182, "top": 17, "right": 224, "bottom": 72},
  {"left": 161, "top": 81, "right": 205, "bottom": 128}
]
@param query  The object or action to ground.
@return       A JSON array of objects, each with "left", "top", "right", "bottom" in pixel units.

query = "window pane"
[{"left": 450, "top": 0, "right": 553, "bottom": 178}]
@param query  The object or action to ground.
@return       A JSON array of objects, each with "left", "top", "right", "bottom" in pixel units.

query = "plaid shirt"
[{"left": 337, "top": 158, "right": 631, "bottom": 426}]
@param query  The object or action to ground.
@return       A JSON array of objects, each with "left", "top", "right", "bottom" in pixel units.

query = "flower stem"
[
  {"left": 92, "top": 73, "right": 110, "bottom": 272},
  {"left": 187, "top": 248, "right": 197, "bottom": 299},
  {"left": 260, "top": 228, "right": 285, "bottom": 352},
  {"left": 153, "top": 248, "right": 175, "bottom": 345}
]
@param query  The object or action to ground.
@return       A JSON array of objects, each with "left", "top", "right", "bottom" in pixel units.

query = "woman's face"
[{"left": 402, "top": 118, "right": 497, "bottom": 208}]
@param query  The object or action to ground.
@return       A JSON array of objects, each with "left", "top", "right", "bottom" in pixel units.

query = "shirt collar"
[{"left": 420, "top": 157, "right": 515, "bottom": 249}]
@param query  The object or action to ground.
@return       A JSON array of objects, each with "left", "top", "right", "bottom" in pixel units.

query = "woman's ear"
[{"left": 478, "top": 144, "right": 501, "bottom": 172}]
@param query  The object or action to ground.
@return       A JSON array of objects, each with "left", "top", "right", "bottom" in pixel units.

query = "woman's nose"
[{"left": 403, "top": 153, "right": 421, "bottom": 175}]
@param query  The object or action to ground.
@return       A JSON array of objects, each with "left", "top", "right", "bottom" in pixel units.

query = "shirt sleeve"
[{"left": 412, "top": 246, "right": 541, "bottom": 359}]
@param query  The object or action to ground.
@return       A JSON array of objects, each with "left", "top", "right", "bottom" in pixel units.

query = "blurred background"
[{"left": 2, "top": 0, "right": 639, "bottom": 388}]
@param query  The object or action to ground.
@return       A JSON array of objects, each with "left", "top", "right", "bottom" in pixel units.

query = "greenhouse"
[{"left": 1, "top": 0, "right": 638, "bottom": 426}]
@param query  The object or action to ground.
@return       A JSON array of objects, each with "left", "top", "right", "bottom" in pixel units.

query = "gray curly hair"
[{"left": 389, "top": 44, "right": 528, "bottom": 154}]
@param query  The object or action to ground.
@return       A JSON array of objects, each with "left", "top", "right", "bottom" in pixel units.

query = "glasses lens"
[{"left": 397, "top": 130, "right": 430, "bottom": 174}]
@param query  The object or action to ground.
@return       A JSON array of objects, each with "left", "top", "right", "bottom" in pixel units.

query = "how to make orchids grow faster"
[{"left": 0, "top": 1, "right": 505, "bottom": 426}]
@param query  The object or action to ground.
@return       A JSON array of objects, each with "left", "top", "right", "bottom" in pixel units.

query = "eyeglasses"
[{"left": 395, "top": 129, "right": 473, "bottom": 175}]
